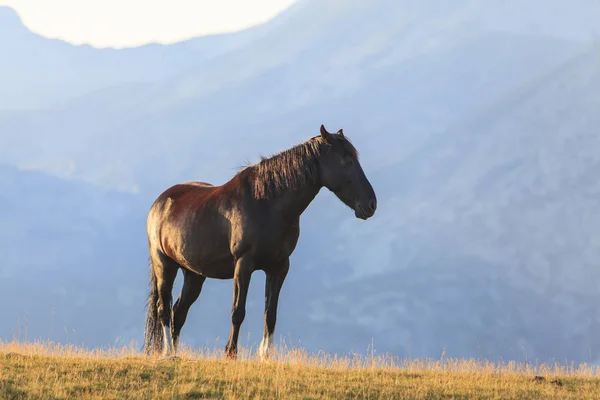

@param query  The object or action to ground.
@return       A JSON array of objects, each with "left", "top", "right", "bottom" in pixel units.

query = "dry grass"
[{"left": 1, "top": 340, "right": 600, "bottom": 399}]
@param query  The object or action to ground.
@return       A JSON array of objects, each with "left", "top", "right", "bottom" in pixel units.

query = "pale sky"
[{"left": 0, "top": 0, "right": 297, "bottom": 48}]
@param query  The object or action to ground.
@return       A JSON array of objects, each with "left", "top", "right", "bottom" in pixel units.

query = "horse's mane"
[{"left": 241, "top": 135, "right": 358, "bottom": 200}]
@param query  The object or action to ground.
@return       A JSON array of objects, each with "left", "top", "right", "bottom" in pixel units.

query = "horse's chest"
[{"left": 254, "top": 222, "right": 300, "bottom": 258}]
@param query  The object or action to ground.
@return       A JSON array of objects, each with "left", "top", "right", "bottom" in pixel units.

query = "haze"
[{"left": 0, "top": 0, "right": 296, "bottom": 47}]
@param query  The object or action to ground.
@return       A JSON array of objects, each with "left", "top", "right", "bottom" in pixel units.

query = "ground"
[{"left": 1, "top": 341, "right": 600, "bottom": 399}]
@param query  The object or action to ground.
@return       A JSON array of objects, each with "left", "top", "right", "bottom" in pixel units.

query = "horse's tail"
[{"left": 143, "top": 257, "right": 163, "bottom": 356}]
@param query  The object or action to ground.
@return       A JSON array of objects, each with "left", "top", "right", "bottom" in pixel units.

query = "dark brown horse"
[{"left": 144, "top": 125, "right": 377, "bottom": 360}]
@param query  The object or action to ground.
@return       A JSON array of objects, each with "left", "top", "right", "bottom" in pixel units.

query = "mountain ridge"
[{"left": 0, "top": 5, "right": 270, "bottom": 110}]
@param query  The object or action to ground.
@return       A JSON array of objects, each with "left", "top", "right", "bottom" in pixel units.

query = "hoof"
[
  {"left": 225, "top": 350, "right": 238, "bottom": 361},
  {"left": 259, "top": 337, "right": 273, "bottom": 361},
  {"left": 259, "top": 348, "right": 271, "bottom": 361}
]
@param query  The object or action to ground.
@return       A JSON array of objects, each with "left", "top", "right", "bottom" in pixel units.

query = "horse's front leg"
[
  {"left": 225, "top": 255, "right": 253, "bottom": 360},
  {"left": 260, "top": 259, "right": 289, "bottom": 361}
]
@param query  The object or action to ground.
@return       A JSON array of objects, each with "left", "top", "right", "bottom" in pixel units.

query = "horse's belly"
[
  {"left": 182, "top": 241, "right": 235, "bottom": 279},
  {"left": 190, "top": 258, "right": 236, "bottom": 280}
]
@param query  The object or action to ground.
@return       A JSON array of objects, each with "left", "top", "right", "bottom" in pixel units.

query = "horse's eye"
[{"left": 344, "top": 158, "right": 354, "bottom": 167}]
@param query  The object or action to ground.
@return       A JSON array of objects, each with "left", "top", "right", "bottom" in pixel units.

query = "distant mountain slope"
[
  {"left": 0, "top": 164, "right": 141, "bottom": 276},
  {"left": 5, "top": 45, "right": 600, "bottom": 362},
  {"left": 311, "top": 44, "right": 600, "bottom": 363},
  {"left": 0, "top": 164, "right": 149, "bottom": 344}
]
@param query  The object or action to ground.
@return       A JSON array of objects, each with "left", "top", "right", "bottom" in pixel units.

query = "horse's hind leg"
[
  {"left": 153, "top": 251, "right": 179, "bottom": 357},
  {"left": 172, "top": 270, "right": 206, "bottom": 353}
]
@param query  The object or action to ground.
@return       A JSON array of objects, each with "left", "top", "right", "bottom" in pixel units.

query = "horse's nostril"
[{"left": 369, "top": 200, "right": 377, "bottom": 212}]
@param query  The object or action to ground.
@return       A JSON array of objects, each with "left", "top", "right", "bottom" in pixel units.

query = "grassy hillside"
[{"left": 1, "top": 342, "right": 600, "bottom": 399}]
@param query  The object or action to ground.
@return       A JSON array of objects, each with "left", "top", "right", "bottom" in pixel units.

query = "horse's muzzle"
[{"left": 355, "top": 199, "right": 376, "bottom": 220}]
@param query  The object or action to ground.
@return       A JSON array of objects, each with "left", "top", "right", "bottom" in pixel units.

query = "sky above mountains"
[{"left": 0, "top": 0, "right": 296, "bottom": 48}]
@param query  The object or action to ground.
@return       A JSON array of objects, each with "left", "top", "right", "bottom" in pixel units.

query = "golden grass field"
[{"left": 1, "top": 340, "right": 600, "bottom": 399}]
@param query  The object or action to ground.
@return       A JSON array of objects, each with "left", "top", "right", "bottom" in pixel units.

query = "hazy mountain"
[
  {"left": 0, "top": 6, "right": 268, "bottom": 111},
  {"left": 0, "top": 0, "right": 591, "bottom": 193},
  {"left": 319, "top": 44, "right": 600, "bottom": 362},
  {"left": 0, "top": 164, "right": 145, "bottom": 344},
  {"left": 2, "top": 0, "right": 600, "bottom": 364}
]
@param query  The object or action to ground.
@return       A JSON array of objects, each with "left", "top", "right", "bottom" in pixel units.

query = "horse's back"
[
  {"left": 148, "top": 181, "right": 218, "bottom": 229},
  {"left": 180, "top": 181, "right": 215, "bottom": 188},
  {"left": 152, "top": 181, "right": 214, "bottom": 207},
  {"left": 158, "top": 181, "right": 215, "bottom": 199}
]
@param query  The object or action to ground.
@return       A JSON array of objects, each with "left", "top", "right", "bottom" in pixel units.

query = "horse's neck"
[{"left": 276, "top": 183, "right": 322, "bottom": 221}]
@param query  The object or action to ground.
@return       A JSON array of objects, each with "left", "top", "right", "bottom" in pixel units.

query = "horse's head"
[{"left": 318, "top": 125, "right": 377, "bottom": 220}]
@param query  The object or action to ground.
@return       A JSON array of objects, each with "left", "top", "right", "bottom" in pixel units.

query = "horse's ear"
[
  {"left": 320, "top": 125, "right": 331, "bottom": 140},
  {"left": 336, "top": 129, "right": 344, "bottom": 137}
]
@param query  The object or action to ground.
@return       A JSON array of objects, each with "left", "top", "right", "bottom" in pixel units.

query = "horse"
[{"left": 143, "top": 125, "right": 377, "bottom": 360}]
